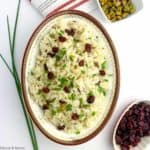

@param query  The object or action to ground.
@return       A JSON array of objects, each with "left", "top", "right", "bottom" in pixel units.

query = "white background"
[{"left": 0, "top": 0, "right": 149, "bottom": 150}]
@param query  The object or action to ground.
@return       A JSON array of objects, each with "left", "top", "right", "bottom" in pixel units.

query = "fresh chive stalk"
[{"left": 0, "top": 0, "right": 38, "bottom": 149}]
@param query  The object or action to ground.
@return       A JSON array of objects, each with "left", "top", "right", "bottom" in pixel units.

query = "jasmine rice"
[{"left": 27, "top": 15, "right": 116, "bottom": 135}]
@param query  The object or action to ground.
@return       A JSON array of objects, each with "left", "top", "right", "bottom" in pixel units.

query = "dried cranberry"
[
  {"left": 138, "top": 121, "right": 145, "bottom": 127},
  {"left": 65, "top": 28, "right": 75, "bottom": 36},
  {"left": 42, "top": 103, "right": 49, "bottom": 110},
  {"left": 116, "top": 135, "right": 122, "bottom": 145},
  {"left": 48, "top": 71, "right": 54, "bottom": 79},
  {"left": 58, "top": 36, "right": 67, "bottom": 42},
  {"left": 57, "top": 125, "right": 65, "bottom": 130},
  {"left": 87, "top": 95, "right": 95, "bottom": 104},
  {"left": 52, "top": 47, "right": 59, "bottom": 53},
  {"left": 85, "top": 43, "right": 92, "bottom": 53},
  {"left": 127, "top": 122, "right": 133, "bottom": 129},
  {"left": 79, "top": 60, "right": 84, "bottom": 66},
  {"left": 136, "top": 128, "right": 143, "bottom": 137},
  {"left": 42, "top": 87, "right": 49, "bottom": 93},
  {"left": 121, "top": 146, "right": 129, "bottom": 150},
  {"left": 63, "top": 86, "right": 70, "bottom": 93},
  {"left": 71, "top": 113, "right": 79, "bottom": 120},
  {"left": 99, "top": 70, "right": 106, "bottom": 76}
]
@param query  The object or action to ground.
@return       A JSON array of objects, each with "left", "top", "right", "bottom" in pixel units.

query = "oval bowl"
[
  {"left": 21, "top": 10, "right": 120, "bottom": 145},
  {"left": 113, "top": 100, "right": 150, "bottom": 150}
]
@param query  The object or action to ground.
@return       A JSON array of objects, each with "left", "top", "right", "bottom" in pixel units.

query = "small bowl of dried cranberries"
[{"left": 113, "top": 100, "right": 150, "bottom": 150}]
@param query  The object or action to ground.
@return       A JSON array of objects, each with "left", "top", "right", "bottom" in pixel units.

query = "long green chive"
[{"left": 0, "top": 0, "right": 38, "bottom": 149}]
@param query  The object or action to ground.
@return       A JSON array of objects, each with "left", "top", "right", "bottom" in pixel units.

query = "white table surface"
[{"left": 0, "top": 0, "right": 150, "bottom": 150}]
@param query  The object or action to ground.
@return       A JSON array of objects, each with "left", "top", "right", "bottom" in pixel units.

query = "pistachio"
[{"left": 99, "top": 0, "right": 136, "bottom": 22}]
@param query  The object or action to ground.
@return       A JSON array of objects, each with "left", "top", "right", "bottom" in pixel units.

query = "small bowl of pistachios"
[{"left": 96, "top": 0, "right": 143, "bottom": 22}]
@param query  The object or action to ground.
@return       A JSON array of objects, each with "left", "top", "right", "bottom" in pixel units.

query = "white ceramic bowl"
[
  {"left": 113, "top": 100, "right": 150, "bottom": 150},
  {"left": 96, "top": 0, "right": 143, "bottom": 23}
]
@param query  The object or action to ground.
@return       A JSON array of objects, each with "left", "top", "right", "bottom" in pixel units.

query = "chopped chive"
[
  {"left": 53, "top": 87, "right": 61, "bottom": 91},
  {"left": 56, "top": 48, "right": 66, "bottom": 61},
  {"left": 81, "top": 70, "right": 85, "bottom": 74},
  {"left": 75, "top": 130, "right": 80, "bottom": 134},
  {"left": 51, "top": 110, "right": 56, "bottom": 116},
  {"left": 69, "top": 78, "right": 74, "bottom": 88},
  {"left": 62, "top": 64, "right": 67, "bottom": 68},
  {"left": 58, "top": 77, "right": 68, "bottom": 87},
  {"left": 85, "top": 63, "right": 88, "bottom": 67},
  {"left": 91, "top": 111, "right": 96, "bottom": 116},
  {"left": 69, "top": 55, "right": 74, "bottom": 61},
  {"left": 82, "top": 104, "right": 90, "bottom": 108},
  {"left": 65, "top": 104, "right": 72, "bottom": 111},
  {"left": 49, "top": 33, "right": 55, "bottom": 38},
  {"left": 103, "top": 79, "right": 109, "bottom": 82},
  {"left": 69, "top": 93, "right": 76, "bottom": 101},
  {"left": 73, "top": 39, "right": 80, "bottom": 43},
  {"left": 88, "top": 37, "right": 92, "bottom": 40},
  {"left": 88, "top": 91, "right": 94, "bottom": 96},
  {"left": 92, "top": 74, "right": 97, "bottom": 77},
  {"left": 79, "top": 98, "right": 83, "bottom": 106},
  {"left": 31, "top": 71, "right": 34, "bottom": 75},
  {"left": 79, "top": 113, "right": 84, "bottom": 119},
  {"left": 47, "top": 82, "right": 51, "bottom": 86},
  {"left": 58, "top": 30, "right": 64, "bottom": 36},
  {"left": 101, "top": 61, "right": 107, "bottom": 70},
  {"left": 56, "top": 107, "right": 61, "bottom": 113},
  {"left": 97, "top": 86, "right": 106, "bottom": 96}
]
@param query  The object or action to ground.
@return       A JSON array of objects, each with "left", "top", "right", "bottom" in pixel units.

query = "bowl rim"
[{"left": 21, "top": 10, "right": 120, "bottom": 145}]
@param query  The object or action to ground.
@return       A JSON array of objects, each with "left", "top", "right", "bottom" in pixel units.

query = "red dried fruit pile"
[{"left": 115, "top": 102, "right": 150, "bottom": 150}]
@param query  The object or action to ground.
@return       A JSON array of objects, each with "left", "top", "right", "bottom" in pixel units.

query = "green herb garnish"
[
  {"left": 69, "top": 55, "right": 74, "bottom": 61},
  {"left": 79, "top": 98, "right": 83, "bottom": 106},
  {"left": 79, "top": 113, "right": 84, "bottom": 119},
  {"left": 82, "top": 104, "right": 90, "bottom": 108},
  {"left": 31, "top": 71, "right": 34, "bottom": 75},
  {"left": 91, "top": 111, "right": 96, "bottom": 116},
  {"left": 69, "top": 77, "right": 74, "bottom": 88},
  {"left": 75, "top": 130, "right": 80, "bottom": 135},
  {"left": 66, "top": 104, "right": 72, "bottom": 111},
  {"left": 49, "top": 33, "right": 55, "bottom": 38},
  {"left": 103, "top": 79, "right": 109, "bottom": 82},
  {"left": 51, "top": 110, "right": 57, "bottom": 116},
  {"left": 56, "top": 48, "right": 66, "bottom": 61},
  {"left": 56, "top": 107, "right": 61, "bottom": 113},
  {"left": 62, "top": 64, "right": 67, "bottom": 68},
  {"left": 81, "top": 70, "right": 85, "bottom": 74},
  {"left": 58, "top": 77, "right": 68, "bottom": 87},
  {"left": 88, "top": 91, "right": 94, "bottom": 96},
  {"left": 58, "top": 30, "right": 64, "bottom": 36},
  {"left": 97, "top": 86, "right": 106, "bottom": 96},
  {"left": 69, "top": 93, "right": 76, "bottom": 101},
  {"left": 73, "top": 39, "right": 80, "bottom": 43},
  {"left": 53, "top": 87, "right": 61, "bottom": 91},
  {"left": 0, "top": 0, "right": 39, "bottom": 149},
  {"left": 101, "top": 61, "right": 107, "bottom": 70},
  {"left": 92, "top": 74, "right": 97, "bottom": 77}
]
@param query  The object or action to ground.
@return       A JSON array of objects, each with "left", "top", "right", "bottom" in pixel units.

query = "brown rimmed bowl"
[
  {"left": 113, "top": 100, "right": 150, "bottom": 150},
  {"left": 21, "top": 10, "right": 120, "bottom": 145}
]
